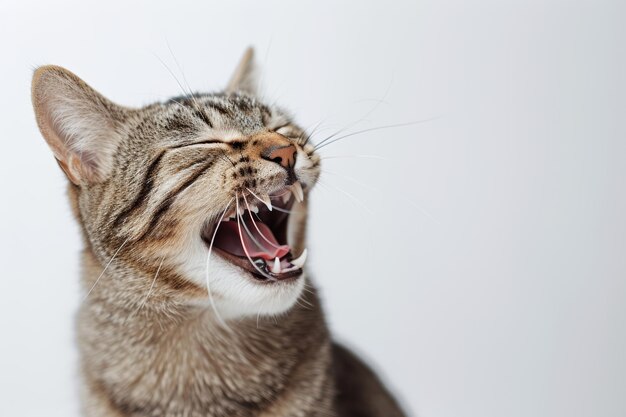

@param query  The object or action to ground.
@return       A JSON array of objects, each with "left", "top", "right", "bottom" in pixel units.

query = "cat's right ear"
[
  {"left": 226, "top": 47, "right": 258, "bottom": 95},
  {"left": 31, "top": 66, "right": 128, "bottom": 185}
]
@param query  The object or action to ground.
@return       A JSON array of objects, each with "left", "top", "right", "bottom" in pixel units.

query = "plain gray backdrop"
[{"left": 1, "top": 1, "right": 625, "bottom": 416}]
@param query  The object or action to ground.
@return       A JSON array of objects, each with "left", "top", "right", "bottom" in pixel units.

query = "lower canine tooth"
[
  {"left": 290, "top": 248, "right": 308, "bottom": 268},
  {"left": 289, "top": 182, "right": 304, "bottom": 203},
  {"left": 270, "top": 257, "right": 281, "bottom": 274}
]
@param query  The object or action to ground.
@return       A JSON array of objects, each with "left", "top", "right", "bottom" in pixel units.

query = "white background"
[{"left": 1, "top": 1, "right": 625, "bottom": 416}]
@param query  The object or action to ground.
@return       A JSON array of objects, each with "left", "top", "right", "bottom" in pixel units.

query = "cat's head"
[{"left": 31, "top": 49, "right": 321, "bottom": 319}]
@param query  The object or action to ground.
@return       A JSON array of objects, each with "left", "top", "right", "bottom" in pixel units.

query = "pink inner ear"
[
  {"left": 56, "top": 157, "right": 80, "bottom": 185},
  {"left": 32, "top": 65, "right": 123, "bottom": 185},
  {"left": 75, "top": 149, "right": 104, "bottom": 180},
  {"left": 58, "top": 148, "right": 104, "bottom": 185}
]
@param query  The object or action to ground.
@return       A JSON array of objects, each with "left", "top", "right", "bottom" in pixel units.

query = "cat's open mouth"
[{"left": 201, "top": 185, "right": 307, "bottom": 283}]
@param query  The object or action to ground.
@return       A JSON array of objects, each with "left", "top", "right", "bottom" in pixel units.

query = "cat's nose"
[{"left": 261, "top": 143, "right": 297, "bottom": 171}]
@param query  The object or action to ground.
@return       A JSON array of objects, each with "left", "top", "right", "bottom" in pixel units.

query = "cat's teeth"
[
  {"left": 249, "top": 205, "right": 259, "bottom": 214},
  {"left": 259, "top": 193, "right": 273, "bottom": 211},
  {"left": 237, "top": 205, "right": 245, "bottom": 216},
  {"left": 270, "top": 257, "right": 281, "bottom": 274},
  {"left": 289, "top": 182, "right": 304, "bottom": 203},
  {"left": 281, "top": 191, "right": 291, "bottom": 204},
  {"left": 290, "top": 248, "right": 308, "bottom": 269}
]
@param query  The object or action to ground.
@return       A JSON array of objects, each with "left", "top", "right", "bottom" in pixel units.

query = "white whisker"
[
  {"left": 243, "top": 194, "right": 281, "bottom": 249},
  {"left": 137, "top": 256, "right": 164, "bottom": 311},
  {"left": 322, "top": 170, "right": 439, "bottom": 222},
  {"left": 312, "top": 81, "right": 393, "bottom": 150},
  {"left": 245, "top": 187, "right": 268, "bottom": 206},
  {"left": 314, "top": 117, "right": 439, "bottom": 151},
  {"left": 83, "top": 235, "right": 131, "bottom": 300},
  {"left": 239, "top": 212, "right": 270, "bottom": 251},
  {"left": 317, "top": 178, "right": 374, "bottom": 215},
  {"left": 235, "top": 196, "right": 277, "bottom": 281},
  {"left": 205, "top": 198, "right": 234, "bottom": 328},
  {"left": 321, "top": 169, "right": 377, "bottom": 192},
  {"left": 320, "top": 154, "right": 388, "bottom": 161}
]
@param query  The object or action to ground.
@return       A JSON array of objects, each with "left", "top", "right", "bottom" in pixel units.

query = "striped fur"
[{"left": 31, "top": 50, "right": 406, "bottom": 417}]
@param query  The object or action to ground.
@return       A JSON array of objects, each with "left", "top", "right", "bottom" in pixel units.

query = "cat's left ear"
[
  {"left": 31, "top": 66, "right": 128, "bottom": 185},
  {"left": 226, "top": 47, "right": 257, "bottom": 95}
]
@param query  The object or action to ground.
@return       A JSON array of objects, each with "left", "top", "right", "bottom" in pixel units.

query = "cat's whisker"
[
  {"left": 239, "top": 209, "right": 271, "bottom": 251},
  {"left": 245, "top": 188, "right": 301, "bottom": 214},
  {"left": 166, "top": 43, "right": 194, "bottom": 100},
  {"left": 243, "top": 194, "right": 281, "bottom": 249},
  {"left": 320, "top": 154, "right": 388, "bottom": 161},
  {"left": 166, "top": 43, "right": 211, "bottom": 122},
  {"left": 314, "top": 117, "right": 439, "bottom": 151},
  {"left": 245, "top": 188, "right": 273, "bottom": 211},
  {"left": 321, "top": 169, "right": 376, "bottom": 192},
  {"left": 269, "top": 205, "right": 299, "bottom": 215},
  {"left": 312, "top": 81, "right": 393, "bottom": 150},
  {"left": 322, "top": 169, "right": 439, "bottom": 223},
  {"left": 312, "top": 126, "right": 351, "bottom": 152},
  {"left": 299, "top": 119, "right": 327, "bottom": 147},
  {"left": 83, "top": 235, "right": 131, "bottom": 300},
  {"left": 268, "top": 190, "right": 291, "bottom": 199},
  {"left": 205, "top": 199, "right": 234, "bottom": 328},
  {"left": 220, "top": 153, "right": 238, "bottom": 169},
  {"left": 154, "top": 49, "right": 209, "bottom": 125},
  {"left": 317, "top": 178, "right": 374, "bottom": 215},
  {"left": 235, "top": 195, "right": 277, "bottom": 281},
  {"left": 135, "top": 256, "right": 164, "bottom": 313},
  {"left": 153, "top": 53, "right": 194, "bottom": 102},
  {"left": 295, "top": 294, "right": 314, "bottom": 309}
]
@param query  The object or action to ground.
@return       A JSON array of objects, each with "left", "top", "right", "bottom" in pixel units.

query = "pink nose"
[{"left": 262, "top": 144, "right": 297, "bottom": 170}]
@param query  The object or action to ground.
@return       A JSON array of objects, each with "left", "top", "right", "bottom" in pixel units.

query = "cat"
[{"left": 31, "top": 48, "right": 407, "bottom": 417}]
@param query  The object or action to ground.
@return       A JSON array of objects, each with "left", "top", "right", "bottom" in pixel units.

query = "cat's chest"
[{"left": 80, "top": 309, "right": 311, "bottom": 415}]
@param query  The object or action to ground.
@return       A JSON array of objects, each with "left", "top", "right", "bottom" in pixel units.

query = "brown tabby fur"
[{"left": 32, "top": 49, "right": 407, "bottom": 417}]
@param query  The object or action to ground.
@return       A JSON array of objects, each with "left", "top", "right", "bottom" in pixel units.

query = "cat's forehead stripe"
[{"left": 159, "top": 93, "right": 280, "bottom": 136}]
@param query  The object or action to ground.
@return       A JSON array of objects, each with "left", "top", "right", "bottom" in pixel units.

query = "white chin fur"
[{"left": 177, "top": 236, "right": 305, "bottom": 319}]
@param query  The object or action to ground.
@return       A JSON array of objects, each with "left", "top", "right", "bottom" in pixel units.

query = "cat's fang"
[
  {"left": 290, "top": 248, "right": 308, "bottom": 268},
  {"left": 260, "top": 193, "right": 273, "bottom": 211},
  {"left": 289, "top": 182, "right": 304, "bottom": 203},
  {"left": 281, "top": 192, "right": 291, "bottom": 204},
  {"left": 249, "top": 205, "right": 259, "bottom": 214},
  {"left": 271, "top": 257, "right": 282, "bottom": 274}
]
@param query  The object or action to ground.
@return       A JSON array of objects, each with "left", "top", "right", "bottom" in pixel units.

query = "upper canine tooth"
[
  {"left": 290, "top": 182, "right": 304, "bottom": 203},
  {"left": 271, "top": 257, "right": 281, "bottom": 274},
  {"left": 260, "top": 193, "right": 273, "bottom": 211},
  {"left": 290, "top": 248, "right": 308, "bottom": 268}
]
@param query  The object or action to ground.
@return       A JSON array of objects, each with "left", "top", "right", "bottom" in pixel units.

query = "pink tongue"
[{"left": 213, "top": 218, "right": 289, "bottom": 260}]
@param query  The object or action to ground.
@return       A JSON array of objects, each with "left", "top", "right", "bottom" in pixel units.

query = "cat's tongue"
[{"left": 213, "top": 218, "right": 289, "bottom": 260}]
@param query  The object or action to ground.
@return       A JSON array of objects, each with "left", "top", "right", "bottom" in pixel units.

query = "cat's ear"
[
  {"left": 226, "top": 47, "right": 257, "bottom": 95},
  {"left": 31, "top": 66, "right": 128, "bottom": 185}
]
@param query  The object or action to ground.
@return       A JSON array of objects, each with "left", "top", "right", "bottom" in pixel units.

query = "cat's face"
[{"left": 31, "top": 50, "right": 321, "bottom": 318}]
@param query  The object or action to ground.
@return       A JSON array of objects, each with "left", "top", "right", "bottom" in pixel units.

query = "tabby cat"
[{"left": 31, "top": 48, "right": 407, "bottom": 417}]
